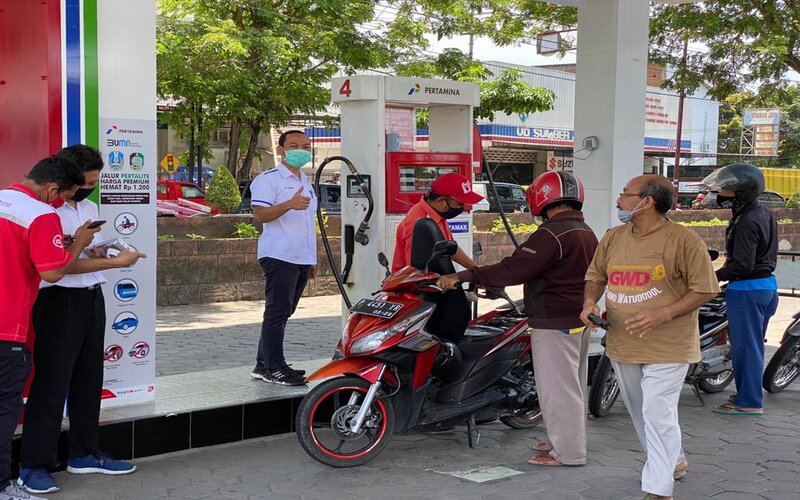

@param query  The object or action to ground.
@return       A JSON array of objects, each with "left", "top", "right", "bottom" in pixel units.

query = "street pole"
[
  {"left": 188, "top": 104, "right": 196, "bottom": 185},
  {"left": 672, "top": 38, "right": 688, "bottom": 209}
]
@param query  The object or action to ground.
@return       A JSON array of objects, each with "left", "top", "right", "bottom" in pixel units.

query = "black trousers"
[
  {"left": 257, "top": 257, "right": 311, "bottom": 370},
  {"left": 21, "top": 286, "right": 105, "bottom": 469},
  {"left": 0, "top": 342, "right": 31, "bottom": 485}
]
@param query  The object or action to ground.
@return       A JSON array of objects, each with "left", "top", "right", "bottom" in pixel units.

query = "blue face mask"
[
  {"left": 284, "top": 149, "right": 312, "bottom": 168},
  {"left": 617, "top": 198, "right": 645, "bottom": 224}
]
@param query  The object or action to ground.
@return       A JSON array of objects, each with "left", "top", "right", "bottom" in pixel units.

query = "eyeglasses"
[
  {"left": 446, "top": 198, "right": 464, "bottom": 209},
  {"left": 618, "top": 193, "right": 643, "bottom": 198}
]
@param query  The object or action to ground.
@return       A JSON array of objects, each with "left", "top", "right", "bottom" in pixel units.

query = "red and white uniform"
[{"left": 0, "top": 184, "right": 71, "bottom": 343}]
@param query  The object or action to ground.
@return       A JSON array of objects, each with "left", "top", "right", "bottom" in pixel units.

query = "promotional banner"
[{"left": 98, "top": 118, "right": 157, "bottom": 407}]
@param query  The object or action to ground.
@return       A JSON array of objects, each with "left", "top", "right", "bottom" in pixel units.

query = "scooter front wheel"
[
  {"left": 296, "top": 376, "right": 395, "bottom": 467},
  {"left": 762, "top": 335, "right": 800, "bottom": 393},
  {"left": 588, "top": 355, "right": 620, "bottom": 417}
]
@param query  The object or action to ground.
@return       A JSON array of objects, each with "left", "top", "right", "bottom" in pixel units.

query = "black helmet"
[{"left": 700, "top": 163, "right": 765, "bottom": 206}]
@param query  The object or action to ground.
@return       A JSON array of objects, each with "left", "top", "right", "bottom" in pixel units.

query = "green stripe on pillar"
[{"left": 83, "top": 0, "right": 99, "bottom": 148}]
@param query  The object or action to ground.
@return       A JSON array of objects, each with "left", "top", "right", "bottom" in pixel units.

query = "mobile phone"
[{"left": 87, "top": 220, "right": 106, "bottom": 229}]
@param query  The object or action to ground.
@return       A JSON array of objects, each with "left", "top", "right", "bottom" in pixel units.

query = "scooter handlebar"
[{"left": 588, "top": 313, "right": 609, "bottom": 330}]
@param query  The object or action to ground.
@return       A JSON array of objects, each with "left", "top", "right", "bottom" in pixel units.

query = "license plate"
[{"left": 350, "top": 298, "right": 404, "bottom": 319}]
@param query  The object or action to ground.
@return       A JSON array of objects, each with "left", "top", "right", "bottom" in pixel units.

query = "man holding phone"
[{"left": 18, "top": 146, "right": 146, "bottom": 495}]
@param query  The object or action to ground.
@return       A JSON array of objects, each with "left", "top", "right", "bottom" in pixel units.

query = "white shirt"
[
  {"left": 41, "top": 199, "right": 107, "bottom": 289},
  {"left": 250, "top": 163, "right": 317, "bottom": 265}
]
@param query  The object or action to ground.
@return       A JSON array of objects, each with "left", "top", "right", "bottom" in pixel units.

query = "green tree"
[
  {"left": 206, "top": 166, "right": 241, "bottom": 213},
  {"left": 158, "top": 0, "right": 424, "bottom": 181},
  {"left": 650, "top": 1, "right": 800, "bottom": 99}
]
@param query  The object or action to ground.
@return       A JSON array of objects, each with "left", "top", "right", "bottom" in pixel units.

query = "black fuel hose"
[
  {"left": 314, "top": 156, "right": 373, "bottom": 309},
  {"left": 483, "top": 154, "right": 519, "bottom": 248}
]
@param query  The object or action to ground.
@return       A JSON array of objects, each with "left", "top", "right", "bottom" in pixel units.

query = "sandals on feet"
[
  {"left": 711, "top": 402, "right": 763, "bottom": 415},
  {"left": 673, "top": 460, "right": 688, "bottom": 480},
  {"left": 533, "top": 441, "right": 553, "bottom": 452},
  {"left": 528, "top": 452, "right": 562, "bottom": 466}
]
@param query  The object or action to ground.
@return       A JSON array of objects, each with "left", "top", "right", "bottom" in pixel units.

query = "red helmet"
[{"left": 526, "top": 171, "right": 585, "bottom": 217}]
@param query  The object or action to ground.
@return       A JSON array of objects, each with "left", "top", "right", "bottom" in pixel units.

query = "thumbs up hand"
[{"left": 286, "top": 186, "right": 311, "bottom": 210}]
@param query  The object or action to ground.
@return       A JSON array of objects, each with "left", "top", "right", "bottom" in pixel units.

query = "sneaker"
[
  {"left": 3, "top": 480, "right": 46, "bottom": 499},
  {"left": 66, "top": 454, "right": 137, "bottom": 475},
  {"left": 250, "top": 363, "right": 266, "bottom": 379},
  {"left": 16, "top": 468, "right": 58, "bottom": 495},
  {"left": 261, "top": 366, "right": 306, "bottom": 386},
  {"left": 286, "top": 364, "right": 306, "bottom": 377}
]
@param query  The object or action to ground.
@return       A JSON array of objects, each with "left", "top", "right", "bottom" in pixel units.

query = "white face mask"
[{"left": 617, "top": 198, "right": 645, "bottom": 223}]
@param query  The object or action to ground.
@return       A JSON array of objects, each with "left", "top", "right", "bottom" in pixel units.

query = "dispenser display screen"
[{"left": 399, "top": 165, "right": 458, "bottom": 192}]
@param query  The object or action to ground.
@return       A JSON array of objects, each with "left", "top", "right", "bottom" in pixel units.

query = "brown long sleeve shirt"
[{"left": 457, "top": 211, "right": 598, "bottom": 329}]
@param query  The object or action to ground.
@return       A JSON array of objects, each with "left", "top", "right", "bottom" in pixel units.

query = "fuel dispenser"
[{"left": 329, "top": 76, "right": 480, "bottom": 309}]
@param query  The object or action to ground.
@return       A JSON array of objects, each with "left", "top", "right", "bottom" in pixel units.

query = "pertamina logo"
[
  {"left": 408, "top": 83, "right": 461, "bottom": 96},
  {"left": 52, "top": 234, "right": 63, "bottom": 249}
]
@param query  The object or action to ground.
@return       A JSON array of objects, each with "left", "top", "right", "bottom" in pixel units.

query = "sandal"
[
  {"left": 528, "top": 452, "right": 562, "bottom": 466},
  {"left": 711, "top": 402, "right": 763, "bottom": 415},
  {"left": 533, "top": 441, "right": 553, "bottom": 452},
  {"left": 673, "top": 460, "right": 688, "bottom": 480}
]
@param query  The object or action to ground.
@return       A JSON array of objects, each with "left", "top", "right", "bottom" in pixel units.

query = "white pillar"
[{"left": 572, "top": 0, "right": 649, "bottom": 235}]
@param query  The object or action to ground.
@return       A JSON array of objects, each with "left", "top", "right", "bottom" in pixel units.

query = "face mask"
[
  {"left": 71, "top": 187, "right": 95, "bottom": 203},
  {"left": 617, "top": 198, "right": 645, "bottom": 224},
  {"left": 284, "top": 149, "right": 312, "bottom": 168},
  {"left": 45, "top": 188, "right": 65, "bottom": 208},
  {"left": 438, "top": 206, "right": 464, "bottom": 220},
  {"left": 716, "top": 194, "right": 736, "bottom": 209}
]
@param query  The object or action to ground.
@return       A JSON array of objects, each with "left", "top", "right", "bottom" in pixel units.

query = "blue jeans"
[
  {"left": 257, "top": 257, "right": 311, "bottom": 370},
  {"left": 726, "top": 288, "right": 778, "bottom": 408}
]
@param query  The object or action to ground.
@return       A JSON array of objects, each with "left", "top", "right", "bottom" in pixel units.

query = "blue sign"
[{"left": 448, "top": 221, "right": 470, "bottom": 234}]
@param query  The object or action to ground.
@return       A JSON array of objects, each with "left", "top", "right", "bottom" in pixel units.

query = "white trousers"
[{"left": 610, "top": 360, "right": 688, "bottom": 496}]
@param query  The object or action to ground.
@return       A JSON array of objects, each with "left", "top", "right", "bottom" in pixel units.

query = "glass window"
[
  {"left": 398, "top": 166, "right": 458, "bottom": 193},
  {"left": 181, "top": 186, "right": 204, "bottom": 198},
  {"left": 494, "top": 186, "right": 511, "bottom": 199},
  {"left": 157, "top": 183, "right": 167, "bottom": 195},
  {"left": 512, "top": 187, "right": 526, "bottom": 201}
]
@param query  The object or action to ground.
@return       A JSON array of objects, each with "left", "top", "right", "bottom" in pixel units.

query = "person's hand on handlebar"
[{"left": 436, "top": 273, "right": 461, "bottom": 290}]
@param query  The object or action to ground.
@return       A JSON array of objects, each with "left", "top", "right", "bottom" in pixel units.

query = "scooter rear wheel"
[
  {"left": 296, "top": 376, "right": 394, "bottom": 467},
  {"left": 762, "top": 335, "right": 800, "bottom": 393},
  {"left": 698, "top": 369, "right": 734, "bottom": 393}
]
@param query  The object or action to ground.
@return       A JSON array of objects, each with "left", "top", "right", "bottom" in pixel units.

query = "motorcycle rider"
[
  {"left": 437, "top": 171, "right": 598, "bottom": 466},
  {"left": 394, "top": 173, "right": 484, "bottom": 343},
  {"left": 702, "top": 163, "right": 778, "bottom": 415}
]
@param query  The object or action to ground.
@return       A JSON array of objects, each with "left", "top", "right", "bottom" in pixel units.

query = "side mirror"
[
  {"left": 432, "top": 240, "right": 458, "bottom": 258},
  {"left": 425, "top": 240, "right": 458, "bottom": 273}
]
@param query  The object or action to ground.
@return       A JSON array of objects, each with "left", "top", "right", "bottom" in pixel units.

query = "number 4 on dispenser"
[{"left": 338, "top": 79, "right": 352, "bottom": 97}]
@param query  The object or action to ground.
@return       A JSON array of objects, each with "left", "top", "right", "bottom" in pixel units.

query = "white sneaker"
[{"left": 1, "top": 481, "right": 45, "bottom": 500}]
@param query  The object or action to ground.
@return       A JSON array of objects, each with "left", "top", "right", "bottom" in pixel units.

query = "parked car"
[
  {"left": 157, "top": 180, "right": 217, "bottom": 216},
  {"left": 759, "top": 189, "right": 786, "bottom": 209},
  {"left": 472, "top": 181, "right": 529, "bottom": 213},
  {"left": 237, "top": 179, "right": 253, "bottom": 214}
]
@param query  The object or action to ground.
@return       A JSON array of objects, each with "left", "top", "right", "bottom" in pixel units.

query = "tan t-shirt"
[{"left": 585, "top": 220, "right": 721, "bottom": 364}]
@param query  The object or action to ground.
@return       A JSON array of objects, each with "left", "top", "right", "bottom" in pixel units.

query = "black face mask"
[
  {"left": 716, "top": 194, "right": 736, "bottom": 209},
  {"left": 437, "top": 206, "right": 464, "bottom": 220},
  {"left": 71, "top": 187, "right": 95, "bottom": 203}
]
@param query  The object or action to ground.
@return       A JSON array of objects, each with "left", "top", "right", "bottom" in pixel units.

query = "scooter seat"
[{"left": 462, "top": 325, "right": 506, "bottom": 340}]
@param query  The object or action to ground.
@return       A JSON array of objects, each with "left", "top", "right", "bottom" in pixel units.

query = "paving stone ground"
[
  {"left": 100, "top": 292, "right": 800, "bottom": 499},
  {"left": 48, "top": 377, "right": 800, "bottom": 500}
]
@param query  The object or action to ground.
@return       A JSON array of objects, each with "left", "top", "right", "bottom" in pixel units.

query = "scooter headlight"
[{"left": 350, "top": 330, "right": 394, "bottom": 354}]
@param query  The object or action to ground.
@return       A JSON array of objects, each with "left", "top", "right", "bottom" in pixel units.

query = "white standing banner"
[{"left": 98, "top": 118, "right": 157, "bottom": 407}]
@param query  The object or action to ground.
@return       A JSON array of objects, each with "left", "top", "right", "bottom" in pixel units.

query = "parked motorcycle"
[
  {"left": 762, "top": 312, "right": 800, "bottom": 393},
  {"left": 295, "top": 240, "right": 542, "bottom": 467},
  {"left": 587, "top": 292, "right": 734, "bottom": 417}
]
